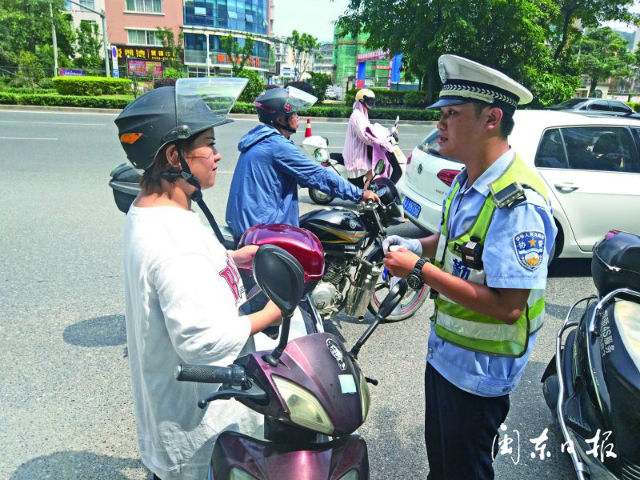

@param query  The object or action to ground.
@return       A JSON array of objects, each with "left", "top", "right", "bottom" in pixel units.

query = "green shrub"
[
  {"left": 0, "top": 92, "right": 18, "bottom": 104},
  {"left": 308, "top": 72, "right": 332, "bottom": 102},
  {"left": 237, "top": 70, "right": 265, "bottom": 103},
  {"left": 2, "top": 86, "right": 57, "bottom": 94},
  {"left": 345, "top": 88, "right": 428, "bottom": 107},
  {"left": 52, "top": 76, "right": 132, "bottom": 96},
  {"left": 163, "top": 67, "right": 187, "bottom": 80},
  {"left": 627, "top": 102, "right": 640, "bottom": 113}
]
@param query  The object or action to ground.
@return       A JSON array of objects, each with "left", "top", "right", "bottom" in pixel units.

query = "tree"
[
  {"left": 334, "top": 0, "right": 607, "bottom": 105},
  {"left": 308, "top": 72, "right": 332, "bottom": 102},
  {"left": 237, "top": 69, "right": 265, "bottom": 103},
  {"left": 156, "top": 27, "right": 184, "bottom": 71},
  {"left": 220, "top": 34, "right": 255, "bottom": 75},
  {"left": 74, "top": 20, "right": 102, "bottom": 70},
  {"left": 287, "top": 30, "right": 320, "bottom": 80},
  {"left": 14, "top": 51, "right": 45, "bottom": 91},
  {"left": 0, "top": 0, "right": 75, "bottom": 74},
  {"left": 573, "top": 27, "right": 635, "bottom": 96},
  {"left": 549, "top": 0, "right": 638, "bottom": 63}
]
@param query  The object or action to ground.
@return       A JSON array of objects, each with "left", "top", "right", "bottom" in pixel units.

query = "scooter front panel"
[{"left": 211, "top": 430, "right": 369, "bottom": 480}]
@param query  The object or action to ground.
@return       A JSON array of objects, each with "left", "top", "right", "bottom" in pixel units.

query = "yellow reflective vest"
[{"left": 432, "top": 155, "right": 550, "bottom": 357}]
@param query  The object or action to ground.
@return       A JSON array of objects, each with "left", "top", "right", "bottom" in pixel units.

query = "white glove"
[{"left": 382, "top": 235, "right": 422, "bottom": 255}]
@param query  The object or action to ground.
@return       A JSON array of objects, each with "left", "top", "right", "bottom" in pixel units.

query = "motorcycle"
[
  {"left": 109, "top": 166, "right": 428, "bottom": 322},
  {"left": 541, "top": 230, "right": 640, "bottom": 480},
  {"left": 175, "top": 242, "right": 409, "bottom": 479},
  {"left": 303, "top": 117, "right": 405, "bottom": 206}
]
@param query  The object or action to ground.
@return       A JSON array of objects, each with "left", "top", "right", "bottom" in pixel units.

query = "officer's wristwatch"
[{"left": 407, "top": 258, "right": 429, "bottom": 290}]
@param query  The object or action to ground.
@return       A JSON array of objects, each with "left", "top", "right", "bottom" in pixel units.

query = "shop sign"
[
  {"left": 356, "top": 49, "right": 389, "bottom": 62},
  {"left": 114, "top": 44, "right": 179, "bottom": 62},
  {"left": 59, "top": 68, "right": 85, "bottom": 76},
  {"left": 127, "top": 59, "right": 163, "bottom": 76}
]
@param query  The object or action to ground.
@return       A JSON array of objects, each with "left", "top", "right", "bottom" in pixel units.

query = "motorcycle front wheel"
[
  {"left": 368, "top": 272, "right": 428, "bottom": 321},
  {"left": 309, "top": 188, "right": 334, "bottom": 205}
]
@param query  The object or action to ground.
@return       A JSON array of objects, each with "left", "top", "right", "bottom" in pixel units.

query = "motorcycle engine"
[{"left": 310, "top": 261, "right": 349, "bottom": 318}]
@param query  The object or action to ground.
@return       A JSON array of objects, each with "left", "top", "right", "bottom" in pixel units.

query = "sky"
[{"left": 272, "top": 0, "right": 350, "bottom": 42}]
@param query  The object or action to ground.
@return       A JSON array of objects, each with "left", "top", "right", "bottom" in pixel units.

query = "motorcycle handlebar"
[{"left": 175, "top": 364, "right": 247, "bottom": 386}]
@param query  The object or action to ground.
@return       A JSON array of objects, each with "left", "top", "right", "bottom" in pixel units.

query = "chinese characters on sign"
[
  {"left": 492, "top": 424, "right": 617, "bottom": 465},
  {"left": 356, "top": 49, "right": 389, "bottom": 62},
  {"left": 113, "top": 44, "right": 178, "bottom": 62}
]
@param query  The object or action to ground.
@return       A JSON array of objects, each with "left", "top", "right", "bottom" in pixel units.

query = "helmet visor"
[
  {"left": 174, "top": 77, "right": 248, "bottom": 137},
  {"left": 284, "top": 86, "right": 317, "bottom": 113}
]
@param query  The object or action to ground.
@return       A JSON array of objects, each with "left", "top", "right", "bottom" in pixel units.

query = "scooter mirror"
[
  {"left": 253, "top": 244, "right": 305, "bottom": 318},
  {"left": 377, "top": 279, "right": 408, "bottom": 318}
]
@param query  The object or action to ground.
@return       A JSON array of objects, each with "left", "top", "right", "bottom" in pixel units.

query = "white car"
[{"left": 397, "top": 110, "right": 640, "bottom": 259}]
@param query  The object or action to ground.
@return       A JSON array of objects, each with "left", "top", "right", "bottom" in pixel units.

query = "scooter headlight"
[
  {"left": 272, "top": 375, "right": 334, "bottom": 434},
  {"left": 359, "top": 370, "right": 370, "bottom": 422},
  {"left": 314, "top": 148, "right": 329, "bottom": 162},
  {"left": 614, "top": 300, "right": 640, "bottom": 372}
]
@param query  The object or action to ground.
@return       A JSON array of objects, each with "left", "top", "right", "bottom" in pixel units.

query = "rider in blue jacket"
[{"left": 226, "top": 86, "right": 380, "bottom": 240}]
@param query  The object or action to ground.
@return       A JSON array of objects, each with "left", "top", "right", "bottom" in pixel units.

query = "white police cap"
[{"left": 428, "top": 54, "right": 532, "bottom": 113}]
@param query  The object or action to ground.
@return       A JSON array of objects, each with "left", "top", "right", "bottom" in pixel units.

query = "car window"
[
  {"left": 588, "top": 101, "right": 610, "bottom": 111},
  {"left": 417, "top": 129, "right": 462, "bottom": 163},
  {"left": 608, "top": 101, "right": 632, "bottom": 113},
  {"left": 535, "top": 129, "right": 569, "bottom": 169},
  {"left": 561, "top": 126, "right": 639, "bottom": 172}
]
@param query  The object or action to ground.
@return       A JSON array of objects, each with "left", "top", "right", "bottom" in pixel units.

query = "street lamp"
[{"left": 66, "top": 0, "right": 110, "bottom": 77}]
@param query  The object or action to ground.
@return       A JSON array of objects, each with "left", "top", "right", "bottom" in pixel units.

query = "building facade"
[{"left": 182, "top": 0, "right": 274, "bottom": 77}]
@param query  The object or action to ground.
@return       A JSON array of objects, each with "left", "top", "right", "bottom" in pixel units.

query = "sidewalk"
[{"left": 0, "top": 104, "right": 438, "bottom": 126}]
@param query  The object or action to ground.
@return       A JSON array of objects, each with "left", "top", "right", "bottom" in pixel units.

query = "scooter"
[
  {"left": 541, "top": 230, "right": 640, "bottom": 479},
  {"left": 176, "top": 243, "right": 408, "bottom": 479},
  {"left": 303, "top": 117, "right": 405, "bottom": 205}
]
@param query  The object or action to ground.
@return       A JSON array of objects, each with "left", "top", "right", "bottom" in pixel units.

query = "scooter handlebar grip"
[{"left": 175, "top": 364, "right": 244, "bottom": 384}]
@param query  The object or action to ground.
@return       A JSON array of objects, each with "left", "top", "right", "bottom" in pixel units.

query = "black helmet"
[
  {"left": 115, "top": 77, "right": 247, "bottom": 170},
  {"left": 254, "top": 86, "right": 317, "bottom": 127}
]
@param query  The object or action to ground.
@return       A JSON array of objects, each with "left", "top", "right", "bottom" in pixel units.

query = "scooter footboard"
[{"left": 211, "top": 431, "right": 369, "bottom": 479}]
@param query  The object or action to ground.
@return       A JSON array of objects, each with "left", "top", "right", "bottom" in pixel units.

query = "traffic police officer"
[{"left": 383, "top": 54, "right": 557, "bottom": 479}]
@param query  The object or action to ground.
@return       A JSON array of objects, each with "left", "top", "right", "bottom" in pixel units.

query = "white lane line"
[
  {"left": 0, "top": 136, "right": 58, "bottom": 141},
  {"left": 0, "top": 120, "right": 105, "bottom": 126}
]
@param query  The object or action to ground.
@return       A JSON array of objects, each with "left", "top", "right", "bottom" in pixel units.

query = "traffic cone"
[{"left": 304, "top": 118, "right": 312, "bottom": 137}]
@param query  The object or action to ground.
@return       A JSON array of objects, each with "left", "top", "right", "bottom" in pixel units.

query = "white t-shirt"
[{"left": 123, "top": 205, "right": 262, "bottom": 480}]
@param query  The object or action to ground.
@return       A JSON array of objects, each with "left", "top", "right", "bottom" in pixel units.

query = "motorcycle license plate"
[{"left": 403, "top": 196, "right": 421, "bottom": 218}]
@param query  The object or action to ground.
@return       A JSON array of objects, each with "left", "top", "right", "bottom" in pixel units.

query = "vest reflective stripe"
[{"left": 433, "top": 155, "right": 549, "bottom": 357}]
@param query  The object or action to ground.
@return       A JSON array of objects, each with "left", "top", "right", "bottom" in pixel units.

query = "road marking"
[
  {"left": 0, "top": 136, "right": 58, "bottom": 141},
  {"left": 0, "top": 120, "right": 105, "bottom": 126}
]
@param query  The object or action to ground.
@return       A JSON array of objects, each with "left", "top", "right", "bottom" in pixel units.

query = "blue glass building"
[{"left": 183, "top": 0, "right": 273, "bottom": 76}]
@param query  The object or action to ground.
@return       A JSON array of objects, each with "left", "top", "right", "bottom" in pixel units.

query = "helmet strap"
[
  {"left": 274, "top": 118, "right": 297, "bottom": 134},
  {"left": 177, "top": 144, "right": 226, "bottom": 245}
]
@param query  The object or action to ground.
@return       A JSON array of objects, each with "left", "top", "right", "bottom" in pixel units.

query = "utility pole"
[
  {"left": 67, "top": 0, "right": 110, "bottom": 77},
  {"left": 49, "top": 3, "right": 59, "bottom": 76}
]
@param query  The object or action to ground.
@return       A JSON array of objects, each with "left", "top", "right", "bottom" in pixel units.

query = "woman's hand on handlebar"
[
  {"left": 230, "top": 245, "right": 258, "bottom": 269},
  {"left": 362, "top": 190, "right": 381, "bottom": 204}
]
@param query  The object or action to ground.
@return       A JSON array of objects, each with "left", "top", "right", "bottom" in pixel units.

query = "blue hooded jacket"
[{"left": 226, "top": 124, "right": 363, "bottom": 239}]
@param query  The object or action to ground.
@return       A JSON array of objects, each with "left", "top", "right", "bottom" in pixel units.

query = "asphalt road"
[{"left": 0, "top": 108, "right": 591, "bottom": 479}]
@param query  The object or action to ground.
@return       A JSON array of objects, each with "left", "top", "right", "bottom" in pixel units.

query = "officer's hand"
[
  {"left": 362, "top": 190, "right": 381, "bottom": 203},
  {"left": 383, "top": 249, "right": 419, "bottom": 278},
  {"left": 383, "top": 235, "right": 422, "bottom": 255}
]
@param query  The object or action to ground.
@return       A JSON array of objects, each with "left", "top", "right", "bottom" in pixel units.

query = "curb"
[{"left": 0, "top": 104, "right": 438, "bottom": 125}]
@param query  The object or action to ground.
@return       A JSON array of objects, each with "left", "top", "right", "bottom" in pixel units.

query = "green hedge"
[
  {"left": 345, "top": 88, "right": 428, "bottom": 107},
  {"left": 0, "top": 94, "right": 438, "bottom": 120},
  {"left": 52, "top": 76, "right": 132, "bottom": 96},
  {"left": 0, "top": 87, "right": 57, "bottom": 94},
  {"left": 0, "top": 92, "right": 131, "bottom": 108}
]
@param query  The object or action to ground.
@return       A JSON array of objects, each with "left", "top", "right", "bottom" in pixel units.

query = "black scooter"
[{"left": 541, "top": 230, "right": 640, "bottom": 479}]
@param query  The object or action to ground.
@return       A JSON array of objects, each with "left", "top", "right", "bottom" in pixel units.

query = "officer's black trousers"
[{"left": 425, "top": 363, "right": 510, "bottom": 480}]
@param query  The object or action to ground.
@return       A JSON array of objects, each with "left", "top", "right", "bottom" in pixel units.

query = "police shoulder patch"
[{"left": 513, "top": 231, "right": 545, "bottom": 271}]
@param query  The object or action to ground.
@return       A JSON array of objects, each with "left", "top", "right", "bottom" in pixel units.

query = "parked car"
[
  {"left": 397, "top": 110, "right": 640, "bottom": 259},
  {"left": 549, "top": 98, "right": 640, "bottom": 119}
]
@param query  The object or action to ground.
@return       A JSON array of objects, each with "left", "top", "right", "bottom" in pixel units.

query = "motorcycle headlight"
[
  {"left": 614, "top": 300, "right": 640, "bottom": 372},
  {"left": 314, "top": 148, "right": 329, "bottom": 162},
  {"left": 229, "top": 467, "right": 256, "bottom": 480},
  {"left": 359, "top": 370, "right": 370, "bottom": 423},
  {"left": 272, "top": 375, "right": 334, "bottom": 434}
]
